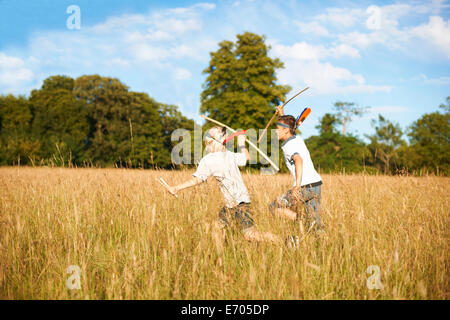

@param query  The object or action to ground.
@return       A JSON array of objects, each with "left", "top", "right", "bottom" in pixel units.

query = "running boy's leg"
[
  {"left": 222, "top": 203, "right": 282, "bottom": 244},
  {"left": 243, "top": 227, "right": 282, "bottom": 244},
  {"left": 269, "top": 190, "right": 298, "bottom": 221},
  {"left": 302, "top": 185, "right": 324, "bottom": 231}
]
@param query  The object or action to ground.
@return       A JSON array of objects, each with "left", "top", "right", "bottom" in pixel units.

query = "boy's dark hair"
[{"left": 278, "top": 115, "right": 296, "bottom": 135}]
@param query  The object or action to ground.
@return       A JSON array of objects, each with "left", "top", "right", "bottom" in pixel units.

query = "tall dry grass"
[{"left": 0, "top": 167, "right": 448, "bottom": 299}]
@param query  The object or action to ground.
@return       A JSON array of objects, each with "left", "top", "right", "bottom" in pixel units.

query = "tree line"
[
  {"left": 0, "top": 75, "right": 194, "bottom": 168},
  {"left": 306, "top": 101, "right": 449, "bottom": 175},
  {"left": 0, "top": 32, "right": 448, "bottom": 174}
]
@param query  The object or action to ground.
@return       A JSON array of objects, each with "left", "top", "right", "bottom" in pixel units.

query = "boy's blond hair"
[{"left": 205, "top": 126, "right": 227, "bottom": 153}]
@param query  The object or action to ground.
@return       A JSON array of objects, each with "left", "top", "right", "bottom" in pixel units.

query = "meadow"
[{"left": 0, "top": 167, "right": 448, "bottom": 299}]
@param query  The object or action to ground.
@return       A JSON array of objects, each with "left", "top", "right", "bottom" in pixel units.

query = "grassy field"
[{"left": 0, "top": 167, "right": 448, "bottom": 299}]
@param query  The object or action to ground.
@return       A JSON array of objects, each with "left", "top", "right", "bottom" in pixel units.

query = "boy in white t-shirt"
[
  {"left": 165, "top": 126, "right": 282, "bottom": 244},
  {"left": 269, "top": 107, "right": 324, "bottom": 232}
]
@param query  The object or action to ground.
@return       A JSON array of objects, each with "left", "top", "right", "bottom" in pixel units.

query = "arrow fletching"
[{"left": 295, "top": 107, "right": 311, "bottom": 128}]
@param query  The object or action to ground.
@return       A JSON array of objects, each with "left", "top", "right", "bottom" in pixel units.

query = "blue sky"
[{"left": 1, "top": 0, "right": 449, "bottom": 140}]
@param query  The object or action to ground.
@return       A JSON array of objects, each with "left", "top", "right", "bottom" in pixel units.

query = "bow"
[{"left": 258, "top": 86, "right": 309, "bottom": 143}]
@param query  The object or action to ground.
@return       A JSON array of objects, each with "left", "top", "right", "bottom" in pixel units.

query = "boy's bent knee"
[{"left": 242, "top": 226, "right": 256, "bottom": 240}]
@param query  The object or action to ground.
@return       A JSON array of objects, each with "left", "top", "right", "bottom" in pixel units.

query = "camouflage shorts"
[{"left": 218, "top": 202, "right": 254, "bottom": 230}]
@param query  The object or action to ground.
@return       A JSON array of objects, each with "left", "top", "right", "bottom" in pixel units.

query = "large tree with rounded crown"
[{"left": 200, "top": 32, "right": 290, "bottom": 130}]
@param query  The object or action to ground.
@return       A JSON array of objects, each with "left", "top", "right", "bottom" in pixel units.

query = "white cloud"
[
  {"left": 129, "top": 43, "right": 169, "bottom": 62},
  {"left": 191, "top": 3, "right": 216, "bottom": 11},
  {"left": 316, "top": 2, "right": 446, "bottom": 31},
  {"left": 309, "top": 3, "right": 416, "bottom": 32},
  {"left": 91, "top": 14, "right": 150, "bottom": 33},
  {"left": 0, "top": 52, "right": 28, "bottom": 71},
  {"left": 23, "top": 2, "right": 219, "bottom": 72},
  {"left": 0, "top": 52, "right": 34, "bottom": 94},
  {"left": 174, "top": 68, "right": 192, "bottom": 80},
  {"left": 271, "top": 43, "right": 391, "bottom": 95},
  {"left": 335, "top": 17, "right": 450, "bottom": 63},
  {"left": 271, "top": 41, "right": 360, "bottom": 61},
  {"left": 303, "top": 3, "right": 450, "bottom": 61},
  {"left": 337, "top": 30, "right": 395, "bottom": 49},
  {"left": 295, "top": 21, "right": 330, "bottom": 36},
  {"left": 273, "top": 42, "right": 326, "bottom": 60},
  {"left": 145, "top": 30, "right": 174, "bottom": 41},
  {"left": 328, "top": 44, "right": 361, "bottom": 59},
  {"left": 416, "top": 73, "right": 450, "bottom": 85},
  {"left": 153, "top": 17, "right": 202, "bottom": 34},
  {"left": 376, "top": 3, "right": 412, "bottom": 28},
  {"left": 316, "top": 8, "right": 363, "bottom": 28},
  {"left": 0, "top": 2, "right": 221, "bottom": 98},
  {"left": 410, "top": 16, "right": 450, "bottom": 57},
  {"left": 105, "top": 58, "right": 131, "bottom": 68},
  {"left": 412, "top": 0, "right": 450, "bottom": 15}
]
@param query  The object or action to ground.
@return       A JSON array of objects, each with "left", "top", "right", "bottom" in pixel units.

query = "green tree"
[
  {"left": 73, "top": 75, "right": 165, "bottom": 167},
  {"left": 41, "top": 75, "right": 75, "bottom": 91},
  {"left": 366, "top": 115, "right": 405, "bottom": 174},
  {"left": 159, "top": 104, "right": 196, "bottom": 167},
  {"left": 0, "top": 94, "right": 40, "bottom": 165},
  {"left": 201, "top": 32, "right": 290, "bottom": 130},
  {"left": 317, "top": 113, "right": 341, "bottom": 135},
  {"left": 334, "top": 101, "right": 369, "bottom": 135},
  {"left": 406, "top": 98, "right": 450, "bottom": 173},
  {"left": 125, "top": 92, "right": 166, "bottom": 168},
  {"left": 1, "top": 74, "right": 198, "bottom": 168},
  {"left": 306, "top": 113, "right": 368, "bottom": 173},
  {"left": 30, "top": 75, "right": 89, "bottom": 165},
  {"left": 440, "top": 96, "right": 450, "bottom": 113}
]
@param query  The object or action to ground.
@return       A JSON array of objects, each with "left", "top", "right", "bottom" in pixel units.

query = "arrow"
[{"left": 258, "top": 86, "right": 309, "bottom": 143}]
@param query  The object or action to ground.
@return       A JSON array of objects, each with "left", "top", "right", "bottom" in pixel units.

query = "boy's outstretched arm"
[{"left": 167, "top": 176, "right": 204, "bottom": 196}]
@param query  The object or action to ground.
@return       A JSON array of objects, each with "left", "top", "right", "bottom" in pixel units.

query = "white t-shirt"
[
  {"left": 193, "top": 151, "right": 251, "bottom": 208},
  {"left": 281, "top": 135, "right": 322, "bottom": 187}
]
